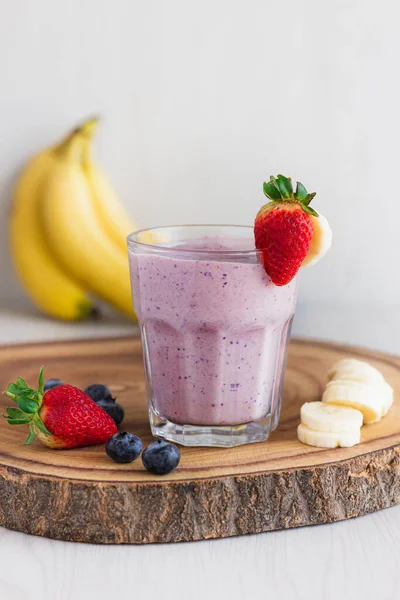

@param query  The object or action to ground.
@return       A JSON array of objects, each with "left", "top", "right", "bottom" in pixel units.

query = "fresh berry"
[
  {"left": 3, "top": 367, "right": 117, "bottom": 448},
  {"left": 254, "top": 174, "right": 317, "bottom": 286},
  {"left": 142, "top": 439, "right": 180, "bottom": 475},
  {"left": 84, "top": 383, "right": 114, "bottom": 403},
  {"left": 97, "top": 398, "right": 124, "bottom": 426},
  {"left": 105, "top": 432, "right": 143, "bottom": 463},
  {"left": 44, "top": 378, "right": 64, "bottom": 391}
]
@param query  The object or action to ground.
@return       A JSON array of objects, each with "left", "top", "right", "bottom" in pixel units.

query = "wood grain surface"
[{"left": 0, "top": 336, "right": 398, "bottom": 544}]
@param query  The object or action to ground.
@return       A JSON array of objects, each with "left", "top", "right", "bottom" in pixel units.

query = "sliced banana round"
[
  {"left": 322, "top": 380, "right": 385, "bottom": 424},
  {"left": 381, "top": 381, "right": 394, "bottom": 416},
  {"left": 301, "top": 213, "right": 332, "bottom": 267},
  {"left": 297, "top": 423, "right": 360, "bottom": 448},
  {"left": 301, "top": 401, "right": 362, "bottom": 433},
  {"left": 327, "top": 358, "right": 385, "bottom": 386}
]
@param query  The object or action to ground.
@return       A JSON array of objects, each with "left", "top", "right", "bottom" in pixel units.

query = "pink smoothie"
[{"left": 129, "top": 237, "right": 297, "bottom": 426}]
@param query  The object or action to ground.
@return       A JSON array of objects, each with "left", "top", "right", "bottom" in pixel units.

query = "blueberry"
[
  {"left": 142, "top": 440, "right": 180, "bottom": 475},
  {"left": 97, "top": 398, "right": 124, "bottom": 426},
  {"left": 44, "top": 378, "right": 64, "bottom": 392},
  {"left": 84, "top": 384, "right": 114, "bottom": 403},
  {"left": 106, "top": 432, "right": 143, "bottom": 464}
]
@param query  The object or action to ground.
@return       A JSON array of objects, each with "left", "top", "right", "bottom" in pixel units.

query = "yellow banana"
[
  {"left": 40, "top": 131, "right": 136, "bottom": 320},
  {"left": 82, "top": 137, "right": 138, "bottom": 252},
  {"left": 9, "top": 133, "right": 96, "bottom": 321}
]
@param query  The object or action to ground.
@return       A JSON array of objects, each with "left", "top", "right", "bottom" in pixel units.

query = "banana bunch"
[
  {"left": 298, "top": 359, "right": 394, "bottom": 448},
  {"left": 10, "top": 118, "right": 137, "bottom": 320}
]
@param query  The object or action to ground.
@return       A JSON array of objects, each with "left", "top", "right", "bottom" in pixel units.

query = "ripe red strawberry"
[
  {"left": 3, "top": 368, "right": 117, "bottom": 448},
  {"left": 254, "top": 174, "right": 318, "bottom": 286}
]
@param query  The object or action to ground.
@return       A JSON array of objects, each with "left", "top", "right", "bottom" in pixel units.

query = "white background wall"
[{"left": 1, "top": 0, "right": 399, "bottom": 309}]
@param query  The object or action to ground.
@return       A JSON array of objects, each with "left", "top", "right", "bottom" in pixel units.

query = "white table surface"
[{"left": 0, "top": 303, "right": 399, "bottom": 600}]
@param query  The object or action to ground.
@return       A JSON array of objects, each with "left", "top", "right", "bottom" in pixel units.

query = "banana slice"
[
  {"left": 381, "top": 381, "right": 394, "bottom": 416},
  {"left": 302, "top": 213, "right": 332, "bottom": 267},
  {"left": 322, "top": 380, "right": 386, "bottom": 424},
  {"left": 301, "top": 401, "right": 362, "bottom": 433},
  {"left": 328, "top": 358, "right": 385, "bottom": 386},
  {"left": 297, "top": 423, "right": 360, "bottom": 448}
]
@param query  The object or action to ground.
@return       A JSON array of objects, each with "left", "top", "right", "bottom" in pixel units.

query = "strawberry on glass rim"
[
  {"left": 254, "top": 174, "right": 332, "bottom": 285},
  {"left": 3, "top": 367, "right": 117, "bottom": 448}
]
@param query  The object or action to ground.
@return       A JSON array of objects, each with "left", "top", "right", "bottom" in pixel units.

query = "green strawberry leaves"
[
  {"left": 37, "top": 367, "right": 44, "bottom": 396},
  {"left": 6, "top": 407, "right": 28, "bottom": 419},
  {"left": 24, "top": 424, "right": 36, "bottom": 445},
  {"left": 5, "top": 383, "right": 18, "bottom": 400},
  {"left": 32, "top": 415, "right": 52, "bottom": 436},
  {"left": 303, "top": 192, "right": 316, "bottom": 206},
  {"left": 262, "top": 174, "right": 318, "bottom": 217},
  {"left": 17, "top": 377, "right": 29, "bottom": 390},
  {"left": 276, "top": 174, "right": 293, "bottom": 197},
  {"left": 295, "top": 181, "right": 308, "bottom": 201},
  {"left": 4, "top": 373, "right": 42, "bottom": 407},
  {"left": 3, "top": 407, "right": 31, "bottom": 425},
  {"left": 6, "top": 377, "right": 32, "bottom": 400},
  {"left": 301, "top": 204, "right": 318, "bottom": 217},
  {"left": 17, "top": 395, "right": 40, "bottom": 414},
  {"left": 21, "top": 416, "right": 53, "bottom": 446},
  {"left": 263, "top": 182, "right": 281, "bottom": 200},
  {"left": 3, "top": 366, "right": 54, "bottom": 442}
]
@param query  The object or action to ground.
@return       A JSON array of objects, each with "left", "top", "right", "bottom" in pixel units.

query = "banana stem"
[
  {"left": 79, "top": 116, "right": 99, "bottom": 138},
  {"left": 53, "top": 117, "right": 99, "bottom": 162}
]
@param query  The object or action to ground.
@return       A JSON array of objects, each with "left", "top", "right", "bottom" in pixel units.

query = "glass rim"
[{"left": 126, "top": 224, "right": 259, "bottom": 256}]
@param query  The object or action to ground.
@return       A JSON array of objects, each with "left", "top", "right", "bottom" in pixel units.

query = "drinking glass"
[{"left": 128, "top": 225, "right": 298, "bottom": 447}]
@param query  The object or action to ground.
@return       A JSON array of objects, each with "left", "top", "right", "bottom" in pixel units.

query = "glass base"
[{"left": 149, "top": 404, "right": 280, "bottom": 448}]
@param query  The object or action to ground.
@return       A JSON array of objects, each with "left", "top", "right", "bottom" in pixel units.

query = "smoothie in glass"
[{"left": 128, "top": 225, "right": 298, "bottom": 447}]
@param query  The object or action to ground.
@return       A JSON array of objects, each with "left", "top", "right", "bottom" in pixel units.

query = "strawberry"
[
  {"left": 254, "top": 174, "right": 318, "bottom": 286},
  {"left": 3, "top": 368, "right": 117, "bottom": 448}
]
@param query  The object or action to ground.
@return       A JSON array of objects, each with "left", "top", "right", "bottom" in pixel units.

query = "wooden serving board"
[{"left": 0, "top": 337, "right": 399, "bottom": 545}]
